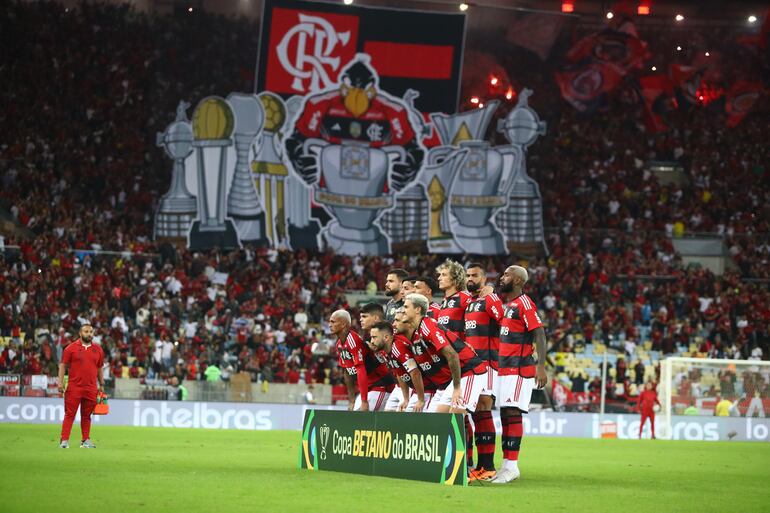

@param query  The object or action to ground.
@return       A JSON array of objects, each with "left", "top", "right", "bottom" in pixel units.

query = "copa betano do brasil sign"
[{"left": 299, "top": 410, "right": 467, "bottom": 486}]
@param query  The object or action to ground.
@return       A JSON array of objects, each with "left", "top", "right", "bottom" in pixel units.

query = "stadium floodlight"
[
  {"left": 606, "top": 11, "right": 614, "bottom": 19},
  {"left": 651, "top": 66, "right": 657, "bottom": 71},
  {"left": 343, "top": 0, "right": 353, "bottom": 5},
  {"left": 658, "top": 357, "right": 770, "bottom": 439},
  {"left": 459, "top": 3, "right": 469, "bottom": 11},
  {"left": 675, "top": 13, "right": 684, "bottom": 22},
  {"left": 748, "top": 15, "right": 757, "bottom": 23},
  {"left": 676, "top": 45, "right": 682, "bottom": 51}
]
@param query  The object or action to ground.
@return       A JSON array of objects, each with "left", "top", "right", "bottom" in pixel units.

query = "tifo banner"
[
  {"left": 0, "top": 398, "right": 768, "bottom": 442},
  {"left": 299, "top": 409, "right": 467, "bottom": 485},
  {"left": 256, "top": 0, "right": 466, "bottom": 114},
  {"left": 153, "top": 84, "right": 548, "bottom": 255},
  {"left": 152, "top": 0, "right": 548, "bottom": 256}
]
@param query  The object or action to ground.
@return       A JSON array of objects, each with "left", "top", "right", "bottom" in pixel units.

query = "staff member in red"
[
  {"left": 637, "top": 381, "right": 661, "bottom": 439},
  {"left": 58, "top": 323, "right": 104, "bottom": 448}
]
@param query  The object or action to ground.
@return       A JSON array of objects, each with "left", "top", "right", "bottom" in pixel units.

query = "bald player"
[
  {"left": 492, "top": 265, "right": 548, "bottom": 484},
  {"left": 330, "top": 309, "right": 394, "bottom": 411}
]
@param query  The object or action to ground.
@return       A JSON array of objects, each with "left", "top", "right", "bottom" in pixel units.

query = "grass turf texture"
[{"left": 1, "top": 424, "right": 768, "bottom": 513}]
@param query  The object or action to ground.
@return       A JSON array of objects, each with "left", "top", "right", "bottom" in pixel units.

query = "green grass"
[{"left": 1, "top": 424, "right": 768, "bottom": 513}]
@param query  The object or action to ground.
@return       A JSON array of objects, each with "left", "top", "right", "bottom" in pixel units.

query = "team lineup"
[{"left": 328, "top": 260, "right": 549, "bottom": 484}]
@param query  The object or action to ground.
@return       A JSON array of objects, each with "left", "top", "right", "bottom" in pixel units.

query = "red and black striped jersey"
[
  {"left": 336, "top": 331, "right": 395, "bottom": 391},
  {"left": 436, "top": 291, "right": 472, "bottom": 337},
  {"left": 499, "top": 294, "right": 543, "bottom": 378},
  {"left": 384, "top": 334, "right": 419, "bottom": 388},
  {"left": 464, "top": 293, "right": 505, "bottom": 370},
  {"left": 427, "top": 302, "right": 441, "bottom": 319},
  {"left": 410, "top": 316, "right": 487, "bottom": 389}
]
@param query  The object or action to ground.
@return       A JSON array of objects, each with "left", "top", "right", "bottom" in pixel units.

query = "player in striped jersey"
[
  {"left": 329, "top": 310, "right": 394, "bottom": 412},
  {"left": 413, "top": 276, "right": 441, "bottom": 319},
  {"left": 491, "top": 266, "right": 548, "bottom": 484},
  {"left": 402, "top": 294, "right": 487, "bottom": 414},
  {"left": 435, "top": 259, "right": 473, "bottom": 335},
  {"left": 358, "top": 303, "right": 420, "bottom": 412},
  {"left": 464, "top": 263, "right": 505, "bottom": 481},
  {"left": 369, "top": 320, "right": 427, "bottom": 412},
  {"left": 435, "top": 260, "right": 474, "bottom": 465}
]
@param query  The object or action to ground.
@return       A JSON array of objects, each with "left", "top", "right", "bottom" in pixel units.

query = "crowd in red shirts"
[{"left": 0, "top": 3, "right": 768, "bottom": 394}]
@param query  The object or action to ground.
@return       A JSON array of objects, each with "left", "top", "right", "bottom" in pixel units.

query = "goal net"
[{"left": 659, "top": 357, "right": 770, "bottom": 435}]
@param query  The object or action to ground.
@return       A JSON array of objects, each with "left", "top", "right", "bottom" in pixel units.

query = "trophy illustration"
[
  {"left": 419, "top": 148, "right": 469, "bottom": 253},
  {"left": 252, "top": 93, "right": 290, "bottom": 247},
  {"left": 155, "top": 101, "right": 197, "bottom": 240},
  {"left": 449, "top": 140, "right": 521, "bottom": 253},
  {"left": 495, "top": 89, "right": 548, "bottom": 252},
  {"left": 429, "top": 101, "right": 519, "bottom": 254},
  {"left": 319, "top": 424, "right": 330, "bottom": 460},
  {"left": 188, "top": 96, "right": 240, "bottom": 250},
  {"left": 303, "top": 139, "right": 406, "bottom": 255},
  {"left": 226, "top": 93, "right": 266, "bottom": 243}
]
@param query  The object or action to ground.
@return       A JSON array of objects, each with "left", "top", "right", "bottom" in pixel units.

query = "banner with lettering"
[
  {"left": 256, "top": 0, "right": 465, "bottom": 114},
  {"left": 299, "top": 409, "right": 467, "bottom": 486}
]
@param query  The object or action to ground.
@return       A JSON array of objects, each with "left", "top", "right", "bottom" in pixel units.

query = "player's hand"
[
  {"left": 412, "top": 399, "right": 425, "bottom": 413},
  {"left": 451, "top": 389, "right": 463, "bottom": 409},
  {"left": 58, "top": 385, "right": 65, "bottom": 394},
  {"left": 397, "top": 400, "right": 407, "bottom": 412},
  {"left": 347, "top": 402, "right": 355, "bottom": 411},
  {"left": 359, "top": 400, "right": 370, "bottom": 412},
  {"left": 478, "top": 285, "right": 494, "bottom": 298},
  {"left": 390, "top": 162, "right": 418, "bottom": 192},
  {"left": 535, "top": 364, "right": 548, "bottom": 389}
]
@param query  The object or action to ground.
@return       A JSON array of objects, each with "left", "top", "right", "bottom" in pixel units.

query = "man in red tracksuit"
[
  {"left": 638, "top": 381, "right": 661, "bottom": 439},
  {"left": 58, "top": 323, "right": 104, "bottom": 448}
]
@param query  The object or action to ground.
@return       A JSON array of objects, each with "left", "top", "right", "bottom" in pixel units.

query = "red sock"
[
  {"left": 472, "top": 410, "right": 496, "bottom": 470},
  {"left": 464, "top": 414, "right": 474, "bottom": 467},
  {"left": 501, "top": 411, "right": 523, "bottom": 461}
]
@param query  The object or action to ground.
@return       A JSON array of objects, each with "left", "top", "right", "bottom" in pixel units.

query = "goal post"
[{"left": 659, "top": 357, "right": 770, "bottom": 438}]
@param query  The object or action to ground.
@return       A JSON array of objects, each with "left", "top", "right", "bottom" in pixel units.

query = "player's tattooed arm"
[
  {"left": 439, "top": 345, "right": 461, "bottom": 389},
  {"left": 397, "top": 377, "right": 411, "bottom": 412},
  {"left": 534, "top": 327, "right": 548, "bottom": 389},
  {"left": 343, "top": 372, "right": 357, "bottom": 411},
  {"left": 409, "top": 368, "right": 426, "bottom": 412}
]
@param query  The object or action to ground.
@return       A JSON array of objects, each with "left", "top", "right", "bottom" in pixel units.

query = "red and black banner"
[
  {"left": 256, "top": 0, "right": 466, "bottom": 113},
  {"left": 555, "top": 59, "right": 624, "bottom": 112},
  {"left": 638, "top": 74, "right": 676, "bottom": 133},
  {"left": 725, "top": 80, "right": 765, "bottom": 128},
  {"left": 566, "top": 29, "right": 648, "bottom": 76}
]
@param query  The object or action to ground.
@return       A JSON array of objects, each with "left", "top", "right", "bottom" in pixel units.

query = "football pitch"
[{"left": 1, "top": 424, "right": 768, "bottom": 513}]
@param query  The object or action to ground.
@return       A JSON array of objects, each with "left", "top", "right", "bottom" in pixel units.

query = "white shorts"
[
  {"left": 494, "top": 374, "right": 536, "bottom": 412},
  {"left": 430, "top": 372, "right": 487, "bottom": 413},
  {"left": 406, "top": 390, "right": 435, "bottom": 412},
  {"left": 480, "top": 367, "right": 498, "bottom": 397},
  {"left": 354, "top": 390, "right": 389, "bottom": 411},
  {"left": 384, "top": 387, "right": 410, "bottom": 412}
]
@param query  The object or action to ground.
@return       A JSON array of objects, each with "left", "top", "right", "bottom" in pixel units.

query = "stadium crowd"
[{"left": 0, "top": 2, "right": 768, "bottom": 402}]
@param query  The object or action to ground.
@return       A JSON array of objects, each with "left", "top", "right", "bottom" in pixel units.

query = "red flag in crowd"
[
  {"left": 555, "top": 59, "right": 625, "bottom": 112},
  {"left": 566, "top": 29, "right": 648, "bottom": 76},
  {"left": 669, "top": 64, "right": 704, "bottom": 105},
  {"left": 725, "top": 80, "right": 765, "bottom": 127},
  {"left": 638, "top": 74, "right": 676, "bottom": 133}
]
